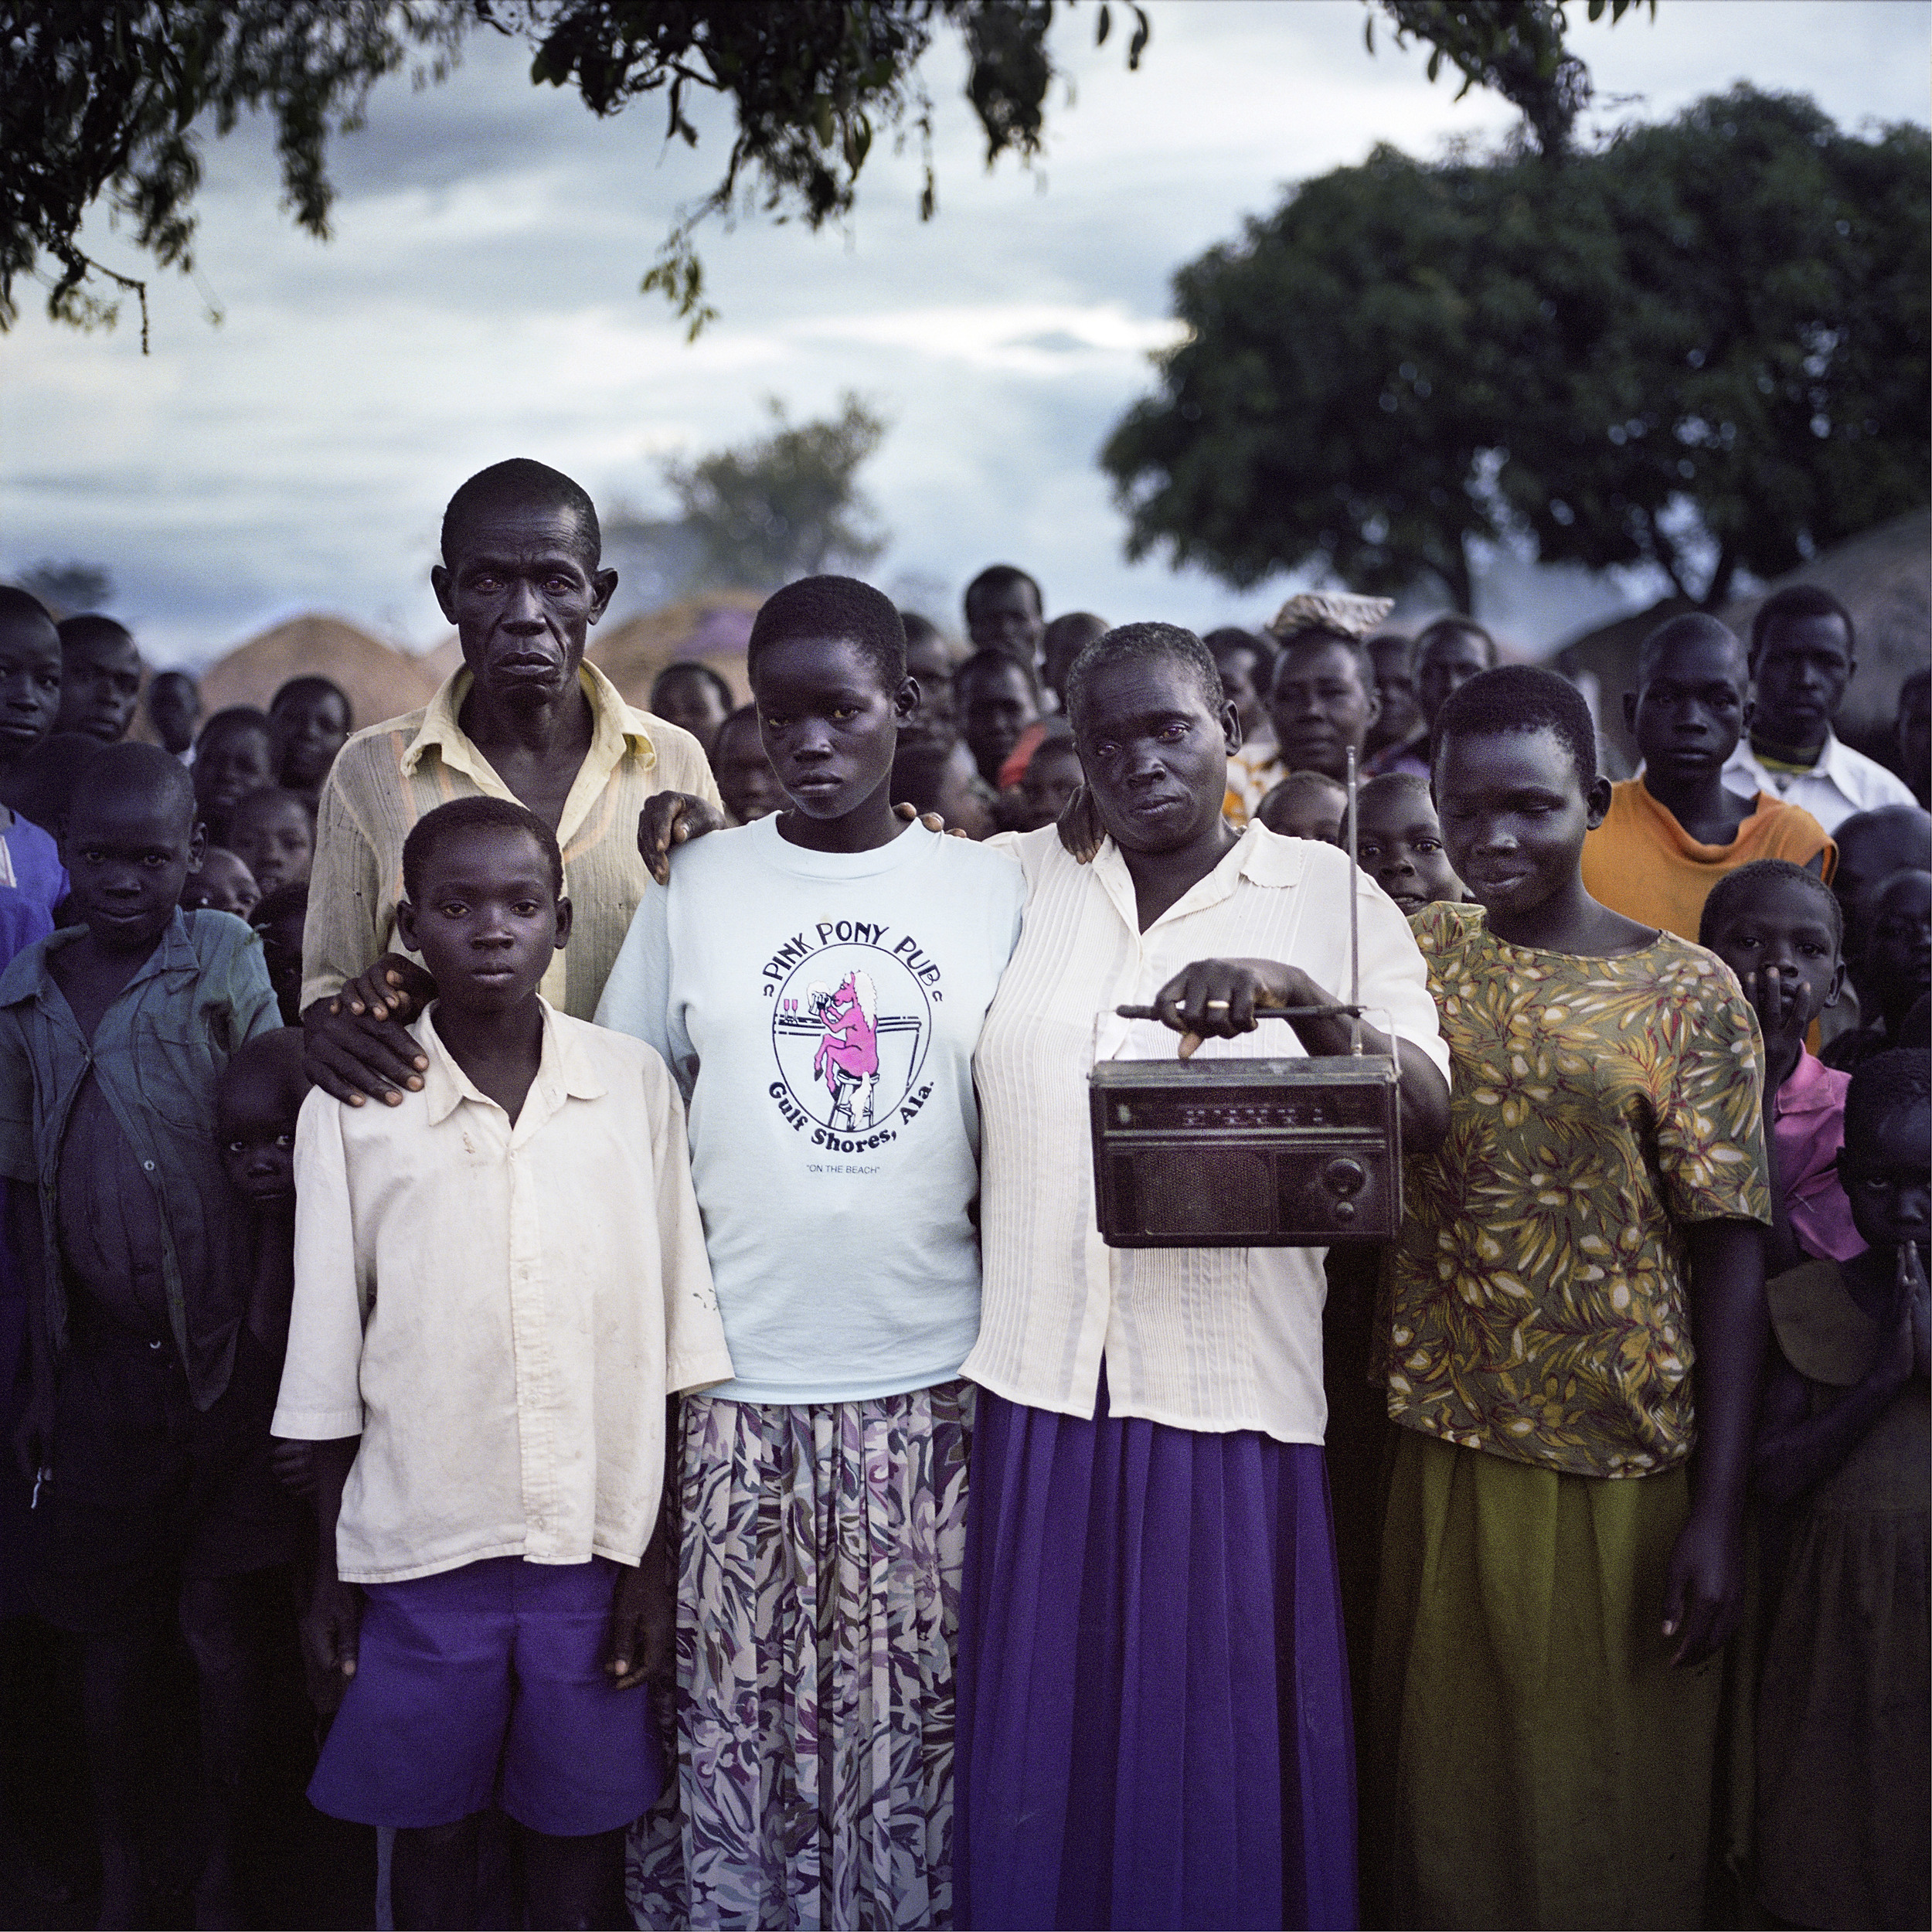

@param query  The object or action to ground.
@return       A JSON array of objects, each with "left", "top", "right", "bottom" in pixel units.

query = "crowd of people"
[{"left": 0, "top": 453, "right": 1923, "bottom": 1932}]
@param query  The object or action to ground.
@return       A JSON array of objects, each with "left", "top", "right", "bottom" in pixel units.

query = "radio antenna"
[{"left": 1345, "top": 743, "right": 1363, "bottom": 1055}]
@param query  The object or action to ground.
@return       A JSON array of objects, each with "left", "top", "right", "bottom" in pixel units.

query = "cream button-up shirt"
[
  {"left": 965, "top": 824, "right": 1449, "bottom": 1444},
  {"left": 301, "top": 660, "right": 722, "bottom": 1019},
  {"left": 272, "top": 1000, "right": 733, "bottom": 1584}
]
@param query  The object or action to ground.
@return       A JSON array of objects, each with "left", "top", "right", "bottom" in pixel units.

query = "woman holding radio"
[{"left": 955, "top": 621, "right": 1448, "bottom": 1931}]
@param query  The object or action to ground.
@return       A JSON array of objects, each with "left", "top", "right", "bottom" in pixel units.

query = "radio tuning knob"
[
  {"left": 1322, "top": 1155, "right": 1367, "bottom": 1197},
  {"left": 1334, "top": 1199, "right": 1356, "bottom": 1221}
]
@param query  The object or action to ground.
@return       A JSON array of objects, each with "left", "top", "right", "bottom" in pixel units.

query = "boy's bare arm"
[
  {"left": 7, "top": 1178, "right": 52, "bottom": 1478},
  {"left": 1663, "top": 1216, "right": 1767, "bottom": 1668},
  {"left": 302, "top": 1435, "right": 363, "bottom": 1682}
]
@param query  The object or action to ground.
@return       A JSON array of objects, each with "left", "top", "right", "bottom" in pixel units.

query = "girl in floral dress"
[{"left": 1371, "top": 665, "right": 1773, "bottom": 1929}]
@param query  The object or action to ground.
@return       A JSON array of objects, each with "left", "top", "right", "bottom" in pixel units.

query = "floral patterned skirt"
[{"left": 628, "top": 1380, "right": 973, "bottom": 1932}]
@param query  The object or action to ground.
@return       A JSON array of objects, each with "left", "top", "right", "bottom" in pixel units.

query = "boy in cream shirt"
[{"left": 273, "top": 796, "right": 730, "bottom": 1929}]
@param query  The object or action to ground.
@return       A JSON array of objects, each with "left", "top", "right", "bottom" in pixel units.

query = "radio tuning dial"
[{"left": 1322, "top": 1155, "right": 1367, "bottom": 1198}]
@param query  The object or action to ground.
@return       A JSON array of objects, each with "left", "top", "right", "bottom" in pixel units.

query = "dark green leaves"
[{"left": 1100, "top": 87, "right": 1930, "bottom": 611}]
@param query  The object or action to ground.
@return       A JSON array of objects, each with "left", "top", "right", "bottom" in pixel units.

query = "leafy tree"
[
  {"left": 14, "top": 560, "right": 115, "bottom": 614},
  {"left": 7, "top": 0, "right": 1652, "bottom": 345},
  {"left": 658, "top": 392, "right": 889, "bottom": 590},
  {"left": 1100, "top": 86, "right": 1930, "bottom": 611}
]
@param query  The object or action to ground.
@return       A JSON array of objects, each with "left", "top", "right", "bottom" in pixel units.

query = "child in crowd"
[
  {"left": 183, "top": 847, "right": 260, "bottom": 920},
  {"left": 193, "top": 707, "right": 276, "bottom": 848},
  {"left": 1011, "top": 730, "right": 1083, "bottom": 832},
  {"left": 962, "top": 563, "right": 1046, "bottom": 675},
  {"left": 649, "top": 662, "right": 734, "bottom": 765},
  {"left": 1255, "top": 768, "right": 1345, "bottom": 844},
  {"left": 1363, "top": 630, "right": 1428, "bottom": 777},
  {"left": 0, "top": 743, "right": 296, "bottom": 1926},
  {"left": 251, "top": 883, "right": 309, "bottom": 1027},
  {"left": 145, "top": 670, "right": 202, "bottom": 760},
  {"left": 217, "top": 1029, "right": 310, "bottom": 1440},
  {"left": 1723, "top": 585, "right": 1917, "bottom": 832},
  {"left": 1752, "top": 1048, "right": 1928, "bottom": 1930},
  {"left": 267, "top": 678, "right": 352, "bottom": 812},
  {"left": 2, "top": 733, "right": 101, "bottom": 850},
  {"left": 1582, "top": 613, "right": 1833, "bottom": 940},
  {"left": 894, "top": 624, "right": 998, "bottom": 840},
  {"left": 0, "top": 590, "right": 75, "bottom": 951},
  {"left": 1701, "top": 860, "right": 1861, "bottom": 1272},
  {"left": 53, "top": 616, "right": 142, "bottom": 745},
  {"left": 1821, "top": 804, "right": 1932, "bottom": 1047},
  {"left": 1224, "top": 591, "right": 1390, "bottom": 829},
  {"left": 955, "top": 647, "right": 1043, "bottom": 791},
  {"left": 1353, "top": 770, "right": 1465, "bottom": 913},
  {"left": 597, "top": 576, "right": 1026, "bottom": 1930},
  {"left": 226, "top": 785, "right": 315, "bottom": 897},
  {"left": 1041, "top": 613, "right": 1109, "bottom": 713},
  {"left": 1824, "top": 867, "right": 1932, "bottom": 1072},
  {"left": 1372, "top": 666, "right": 1770, "bottom": 1930},
  {"left": 275, "top": 795, "right": 731, "bottom": 1931},
  {"left": 711, "top": 704, "right": 785, "bottom": 825},
  {"left": 1203, "top": 627, "right": 1277, "bottom": 751}
]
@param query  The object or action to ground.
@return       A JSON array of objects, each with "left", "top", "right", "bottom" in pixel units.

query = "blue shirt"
[
  {"left": 0, "top": 810, "right": 70, "bottom": 969},
  {"left": 0, "top": 910, "right": 282, "bottom": 1408}
]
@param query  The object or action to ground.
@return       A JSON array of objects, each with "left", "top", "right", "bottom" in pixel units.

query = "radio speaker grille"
[{"left": 1117, "top": 1149, "right": 1273, "bottom": 1236}]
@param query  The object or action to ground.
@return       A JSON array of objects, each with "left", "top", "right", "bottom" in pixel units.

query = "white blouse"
[{"left": 965, "top": 824, "right": 1449, "bottom": 1444}]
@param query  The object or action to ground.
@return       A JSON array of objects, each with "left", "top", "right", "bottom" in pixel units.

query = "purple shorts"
[{"left": 307, "top": 1554, "right": 663, "bottom": 1837}]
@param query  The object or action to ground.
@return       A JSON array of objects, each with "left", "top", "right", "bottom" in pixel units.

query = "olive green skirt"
[{"left": 1369, "top": 1428, "right": 1723, "bottom": 1930}]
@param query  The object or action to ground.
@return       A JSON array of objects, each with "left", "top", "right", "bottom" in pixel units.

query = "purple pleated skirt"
[{"left": 955, "top": 1369, "right": 1356, "bottom": 1931}]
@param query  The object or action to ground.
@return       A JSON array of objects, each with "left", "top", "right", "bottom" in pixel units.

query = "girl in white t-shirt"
[{"left": 597, "top": 577, "right": 1024, "bottom": 1930}]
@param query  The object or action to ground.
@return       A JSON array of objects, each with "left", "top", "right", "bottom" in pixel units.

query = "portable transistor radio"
[{"left": 1089, "top": 748, "right": 1403, "bottom": 1247}]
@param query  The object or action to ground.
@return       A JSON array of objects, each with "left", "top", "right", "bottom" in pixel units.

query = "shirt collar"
[
  {"left": 1090, "top": 820, "right": 1307, "bottom": 931},
  {"left": 401, "top": 658, "right": 660, "bottom": 787},
  {"left": 1731, "top": 729, "right": 1846, "bottom": 784},
  {"left": 0, "top": 906, "right": 199, "bottom": 1010},
  {"left": 414, "top": 997, "right": 606, "bottom": 1128},
  {"left": 1772, "top": 1046, "right": 1838, "bottom": 1121}
]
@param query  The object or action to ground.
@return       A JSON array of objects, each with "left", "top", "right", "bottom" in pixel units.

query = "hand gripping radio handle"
[{"left": 1111, "top": 1004, "right": 1362, "bottom": 1022}]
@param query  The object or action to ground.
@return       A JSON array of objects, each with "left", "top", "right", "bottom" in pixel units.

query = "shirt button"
[{"left": 141, "top": 1160, "right": 155, "bottom": 1172}]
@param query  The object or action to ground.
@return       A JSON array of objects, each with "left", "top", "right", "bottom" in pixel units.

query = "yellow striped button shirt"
[{"left": 301, "top": 660, "right": 722, "bottom": 1021}]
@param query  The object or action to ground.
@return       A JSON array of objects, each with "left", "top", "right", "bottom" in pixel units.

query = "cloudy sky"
[{"left": 2, "top": 0, "right": 1927, "bottom": 667}]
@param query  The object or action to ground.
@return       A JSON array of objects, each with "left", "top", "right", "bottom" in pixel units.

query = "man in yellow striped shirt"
[{"left": 301, "top": 460, "right": 719, "bottom": 1104}]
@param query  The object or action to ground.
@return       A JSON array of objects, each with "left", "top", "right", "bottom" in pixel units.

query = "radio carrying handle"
[{"left": 1114, "top": 746, "right": 1372, "bottom": 1052}]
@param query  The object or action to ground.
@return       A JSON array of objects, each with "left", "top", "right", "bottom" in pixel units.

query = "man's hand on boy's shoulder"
[{"left": 303, "top": 955, "right": 434, "bottom": 1107}]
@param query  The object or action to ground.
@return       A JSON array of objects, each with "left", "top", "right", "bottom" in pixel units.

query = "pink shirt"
[{"left": 1772, "top": 1049, "right": 1864, "bottom": 1264}]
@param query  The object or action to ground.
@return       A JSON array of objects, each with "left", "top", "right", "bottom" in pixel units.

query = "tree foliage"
[
  {"left": 1100, "top": 87, "right": 1930, "bottom": 611},
  {"left": 2, "top": 2, "right": 464, "bottom": 345},
  {"left": 1366, "top": 0, "right": 1654, "bottom": 159},
  {"left": 660, "top": 392, "right": 889, "bottom": 589},
  {"left": 15, "top": 560, "right": 114, "bottom": 615},
  {"left": 6, "top": 0, "right": 1650, "bottom": 345}
]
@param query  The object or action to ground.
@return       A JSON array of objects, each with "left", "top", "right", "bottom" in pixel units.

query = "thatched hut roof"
[
  {"left": 197, "top": 614, "right": 439, "bottom": 733},
  {"left": 585, "top": 591, "right": 764, "bottom": 710}
]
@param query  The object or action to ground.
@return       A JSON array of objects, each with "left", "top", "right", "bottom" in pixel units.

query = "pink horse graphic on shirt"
[{"left": 810, "top": 971, "right": 879, "bottom": 1130}]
